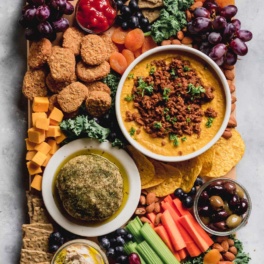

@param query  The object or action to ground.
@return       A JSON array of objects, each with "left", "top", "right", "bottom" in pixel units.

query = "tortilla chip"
[
  {"left": 138, "top": 0, "right": 163, "bottom": 9},
  {"left": 173, "top": 157, "right": 203, "bottom": 193},
  {"left": 20, "top": 249, "right": 53, "bottom": 264},
  {"left": 126, "top": 145, "right": 155, "bottom": 186},
  {"left": 204, "top": 130, "right": 245, "bottom": 177},
  {"left": 198, "top": 147, "right": 215, "bottom": 175},
  {"left": 146, "top": 164, "right": 182, "bottom": 197},
  {"left": 142, "top": 8, "right": 161, "bottom": 23}
]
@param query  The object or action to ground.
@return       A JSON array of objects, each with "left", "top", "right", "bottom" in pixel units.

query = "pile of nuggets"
[{"left": 23, "top": 27, "right": 118, "bottom": 118}]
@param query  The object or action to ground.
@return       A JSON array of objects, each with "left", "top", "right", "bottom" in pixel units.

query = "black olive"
[
  {"left": 194, "top": 176, "right": 204, "bottom": 186},
  {"left": 121, "top": 21, "right": 129, "bottom": 30},
  {"left": 116, "top": 236, "right": 126, "bottom": 246},
  {"left": 129, "top": 0, "right": 139, "bottom": 12},
  {"left": 49, "top": 231, "right": 64, "bottom": 246},
  {"left": 128, "top": 16, "right": 139, "bottom": 29},
  {"left": 140, "top": 17, "right": 149, "bottom": 27},
  {"left": 207, "top": 184, "right": 225, "bottom": 196},
  {"left": 211, "top": 209, "right": 229, "bottom": 222},
  {"left": 115, "top": 246, "right": 125, "bottom": 256},
  {"left": 115, "top": 15, "right": 125, "bottom": 26},
  {"left": 106, "top": 248, "right": 115, "bottom": 258},
  {"left": 198, "top": 205, "right": 211, "bottom": 217},
  {"left": 49, "top": 244, "right": 59, "bottom": 253},
  {"left": 223, "top": 181, "right": 236, "bottom": 194},
  {"left": 126, "top": 233, "right": 133, "bottom": 241},
  {"left": 229, "top": 194, "right": 240, "bottom": 210},
  {"left": 115, "top": 0, "right": 124, "bottom": 10},
  {"left": 121, "top": 5, "right": 131, "bottom": 16},
  {"left": 134, "top": 11, "right": 143, "bottom": 19},
  {"left": 144, "top": 24, "right": 152, "bottom": 32},
  {"left": 116, "top": 228, "right": 128, "bottom": 237},
  {"left": 198, "top": 191, "right": 209, "bottom": 206},
  {"left": 214, "top": 221, "right": 228, "bottom": 230},
  {"left": 100, "top": 237, "right": 111, "bottom": 249},
  {"left": 234, "top": 198, "right": 248, "bottom": 215},
  {"left": 182, "top": 195, "right": 194, "bottom": 208},
  {"left": 174, "top": 188, "right": 185, "bottom": 199},
  {"left": 188, "top": 186, "right": 197, "bottom": 196},
  {"left": 116, "top": 255, "right": 128, "bottom": 263},
  {"left": 109, "top": 237, "right": 117, "bottom": 246}
]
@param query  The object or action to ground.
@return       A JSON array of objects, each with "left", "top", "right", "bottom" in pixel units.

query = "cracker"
[
  {"left": 138, "top": 0, "right": 163, "bottom": 9},
  {"left": 31, "top": 207, "right": 50, "bottom": 224},
  {"left": 22, "top": 236, "right": 49, "bottom": 252},
  {"left": 142, "top": 8, "right": 161, "bottom": 23},
  {"left": 22, "top": 224, "right": 53, "bottom": 238},
  {"left": 20, "top": 249, "right": 53, "bottom": 264}
]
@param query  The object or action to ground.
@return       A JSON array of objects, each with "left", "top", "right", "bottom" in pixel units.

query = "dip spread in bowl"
[{"left": 116, "top": 46, "right": 231, "bottom": 162}]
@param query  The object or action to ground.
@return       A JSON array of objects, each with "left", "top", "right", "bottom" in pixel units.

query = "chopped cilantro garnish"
[
  {"left": 186, "top": 117, "right": 191, "bottom": 123},
  {"left": 137, "top": 77, "right": 154, "bottom": 96},
  {"left": 163, "top": 88, "right": 171, "bottom": 101},
  {"left": 149, "top": 66, "right": 156, "bottom": 75},
  {"left": 129, "top": 127, "right": 136, "bottom": 136},
  {"left": 183, "top": 66, "right": 190, "bottom": 72},
  {"left": 165, "top": 115, "right": 171, "bottom": 121},
  {"left": 128, "top": 73, "right": 134, "bottom": 79},
  {"left": 187, "top": 83, "right": 205, "bottom": 100},
  {"left": 164, "top": 108, "right": 169, "bottom": 114},
  {"left": 171, "top": 117, "right": 177, "bottom": 124},
  {"left": 169, "top": 133, "right": 179, "bottom": 146},
  {"left": 181, "top": 136, "right": 187, "bottom": 142},
  {"left": 153, "top": 122, "right": 162, "bottom": 129},
  {"left": 205, "top": 117, "right": 214, "bottom": 128},
  {"left": 124, "top": 94, "right": 134, "bottom": 102}
]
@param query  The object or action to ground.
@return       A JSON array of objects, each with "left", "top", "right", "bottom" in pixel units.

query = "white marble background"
[{"left": 0, "top": 0, "right": 263, "bottom": 263}]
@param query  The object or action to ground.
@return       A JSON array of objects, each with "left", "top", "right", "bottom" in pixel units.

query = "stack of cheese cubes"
[{"left": 25, "top": 97, "right": 66, "bottom": 191}]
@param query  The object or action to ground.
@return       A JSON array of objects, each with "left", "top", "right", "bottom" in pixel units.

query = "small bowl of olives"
[{"left": 193, "top": 178, "right": 252, "bottom": 236}]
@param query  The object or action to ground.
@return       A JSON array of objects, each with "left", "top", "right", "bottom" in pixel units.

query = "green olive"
[
  {"left": 200, "top": 216, "right": 210, "bottom": 225},
  {"left": 223, "top": 201, "right": 233, "bottom": 215},
  {"left": 226, "top": 214, "right": 242, "bottom": 229},
  {"left": 209, "top": 195, "right": 224, "bottom": 209},
  {"left": 236, "top": 185, "right": 245, "bottom": 198}
]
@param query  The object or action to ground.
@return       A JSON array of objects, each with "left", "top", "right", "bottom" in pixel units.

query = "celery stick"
[
  {"left": 136, "top": 241, "right": 163, "bottom": 264},
  {"left": 140, "top": 223, "right": 180, "bottom": 264},
  {"left": 125, "top": 217, "right": 144, "bottom": 243},
  {"left": 124, "top": 242, "right": 146, "bottom": 264}
]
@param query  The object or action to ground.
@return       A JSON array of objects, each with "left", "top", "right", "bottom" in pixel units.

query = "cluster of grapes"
[
  {"left": 19, "top": 0, "right": 74, "bottom": 41},
  {"left": 188, "top": 1, "right": 252, "bottom": 66},
  {"left": 98, "top": 227, "right": 134, "bottom": 263},
  {"left": 174, "top": 176, "right": 204, "bottom": 208},
  {"left": 115, "top": 0, "right": 151, "bottom": 32}
]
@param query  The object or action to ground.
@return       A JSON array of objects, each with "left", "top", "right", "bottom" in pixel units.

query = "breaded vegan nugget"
[
  {"left": 46, "top": 72, "right": 77, "bottom": 94},
  {"left": 22, "top": 69, "right": 48, "bottom": 100},
  {"left": 47, "top": 46, "right": 75, "bottom": 82},
  {"left": 85, "top": 81, "right": 111, "bottom": 95},
  {"left": 76, "top": 61, "right": 110, "bottom": 83},
  {"left": 62, "top": 27, "right": 85, "bottom": 56},
  {"left": 80, "top": 34, "right": 108, "bottom": 65},
  {"left": 57, "top": 82, "right": 88, "bottom": 113},
  {"left": 28, "top": 38, "right": 52, "bottom": 69},
  {"left": 100, "top": 34, "right": 119, "bottom": 61},
  {"left": 85, "top": 91, "right": 112, "bottom": 117}
]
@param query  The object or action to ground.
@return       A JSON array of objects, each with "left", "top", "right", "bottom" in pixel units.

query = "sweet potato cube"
[
  {"left": 27, "top": 161, "right": 42, "bottom": 175},
  {"left": 34, "top": 141, "right": 51, "bottom": 154},
  {"left": 32, "top": 97, "right": 49, "bottom": 112},
  {"left": 31, "top": 175, "right": 43, "bottom": 191},
  {"left": 26, "top": 150, "right": 37, "bottom": 161},
  {"left": 31, "top": 151, "right": 47, "bottom": 166},
  {"left": 25, "top": 138, "right": 37, "bottom": 150},
  {"left": 42, "top": 153, "right": 52, "bottom": 167},
  {"left": 35, "top": 117, "right": 50, "bottom": 131},
  {"left": 46, "top": 126, "right": 61, "bottom": 138},
  {"left": 32, "top": 112, "right": 47, "bottom": 127},
  {"left": 47, "top": 139, "right": 59, "bottom": 154},
  {"left": 49, "top": 107, "right": 63, "bottom": 123},
  {"left": 55, "top": 132, "right": 67, "bottom": 144},
  {"left": 27, "top": 128, "right": 45, "bottom": 144}
]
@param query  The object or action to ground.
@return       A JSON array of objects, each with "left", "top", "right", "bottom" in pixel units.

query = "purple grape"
[
  {"left": 192, "top": 17, "right": 211, "bottom": 33},
  {"left": 222, "top": 23, "right": 236, "bottom": 40},
  {"left": 52, "top": 17, "right": 69, "bottom": 32},
  {"left": 25, "top": 27, "right": 41, "bottom": 41},
  {"left": 187, "top": 22, "right": 198, "bottom": 35},
  {"left": 63, "top": 1, "right": 74, "bottom": 15},
  {"left": 230, "top": 38, "right": 248, "bottom": 56},
  {"left": 208, "top": 32, "right": 222, "bottom": 44},
  {"left": 209, "top": 43, "right": 227, "bottom": 61},
  {"left": 220, "top": 5, "right": 238, "bottom": 20},
  {"left": 37, "top": 20, "right": 53, "bottom": 35},
  {"left": 193, "top": 7, "right": 210, "bottom": 18},
  {"left": 22, "top": 4, "right": 33, "bottom": 15},
  {"left": 237, "top": 30, "right": 253, "bottom": 42},
  {"left": 199, "top": 41, "right": 212, "bottom": 55},
  {"left": 224, "top": 50, "right": 237, "bottom": 65},
  {"left": 23, "top": 7, "right": 37, "bottom": 21},
  {"left": 36, "top": 5, "right": 50, "bottom": 21},
  {"left": 49, "top": 9, "right": 63, "bottom": 21},
  {"left": 203, "top": 1, "right": 219, "bottom": 15},
  {"left": 214, "top": 56, "right": 224, "bottom": 66},
  {"left": 19, "top": 16, "right": 31, "bottom": 28},
  {"left": 51, "top": 0, "right": 67, "bottom": 11},
  {"left": 231, "top": 19, "right": 241, "bottom": 31},
  {"left": 31, "top": 0, "right": 45, "bottom": 5},
  {"left": 212, "top": 16, "right": 227, "bottom": 30}
]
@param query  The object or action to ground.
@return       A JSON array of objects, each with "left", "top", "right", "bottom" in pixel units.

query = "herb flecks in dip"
[
  {"left": 120, "top": 52, "right": 226, "bottom": 156},
  {"left": 56, "top": 154, "right": 123, "bottom": 222}
]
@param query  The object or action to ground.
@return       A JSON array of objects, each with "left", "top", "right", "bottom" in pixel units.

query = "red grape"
[
  {"left": 231, "top": 19, "right": 241, "bottom": 31},
  {"left": 23, "top": 7, "right": 37, "bottom": 21},
  {"left": 36, "top": 5, "right": 51, "bottom": 21},
  {"left": 224, "top": 50, "right": 237, "bottom": 65},
  {"left": 203, "top": 1, "right": 219, "bottom": 15},
  {"left": 222, "top": 23, "right": 236, "bottom": 40},
  {"left": 214, "top": 56, "right": 224, "bottom": 66},
  {"left": 193, "top": 7, "right": 210, "bottom": 18},
  {"left": 220, "top": 5, "right": 237, "bottom": 20},
  {"left": 25, "top": 27, "right": 41, "bottom": 41},
  {"left": 208, "top": 32, "right": 222, "bottom": 44},
  {"left": 230, "top": 38, "right": 248, "bottom": 56},
  {"left": 237, "top": 30, "right": 253, "bottom": 42},
  {"left": 199, "top": 41, "right": 212, "bottom": 55},
  {"left": 31, "top": 0, "right": 45, "bottom": 6},
  {"left": 51, "top": 0, "right": 67, "bottom": 11},
  {"left": 192, "top": 17, "right": 211, "bottom": 33},
  {"left": 52, "top": 17, "right": 69, "bottom": 32},
  {"left": 129, "top": 253, "right": 141, "bottom": 264},
  {"left": 212, "top": 16, "right": 227, "bottom": 30},
  {"left": 37, "top": 21, "right": 53, "bottom": 35},
  {"left": 63, "top": 1, "right": 74, "bottom": 15},
  {"left": 209, "top": 43, "right": 227, "bottom": 60}
]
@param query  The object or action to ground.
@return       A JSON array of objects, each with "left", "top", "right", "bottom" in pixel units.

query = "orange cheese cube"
[
  {"left": 35, "top": 117, "right": 50, "bottom": 131},
  {"left": 27, "top": 128, "right": 45, "bottom": 144},
  {"left": 49, "top": 119, "right": 59, "bottom": 126},
  {"left": 27, "top": 161, "right": 42, "bottom": 175},
  {"left": 55, "top": 132, "right": 67, "bottom": 144},
  {"left": 25, "top": 138, "right": 37, "bottom": 150},
  {"left": 42, "top": 153, "right": 52, "bottom": 167},
  {"left": 26, "top": 150, "right": 37, "bottom": 161},
  {"left": 31, "top": 151, "right": 47, "bottom": 166},
  {"left": 31, "top": 175, "right": 43, "bottom": 191},
  {"left": 49, "top": 107, "right": 64, "bottom": 123},
  {"left": 32, "top": 112, "right": 47, "bottom": 127},
  {"left": 47, "top": 139, "right": 59, "bottom": 154},
  {"left": 46, "top": 126, "right": 61, "bottom": 138},
  {"left": 32, "top": 97, "right": 49, "bottom": 112},
  {"left": 34, "top": 141, "right": 51, "bottom": 154}
]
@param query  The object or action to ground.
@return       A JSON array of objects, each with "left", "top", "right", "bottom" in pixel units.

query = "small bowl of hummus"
[
  {"left": 115, "top": 45, "right": 231, "bottom": 162},
  {"left": 52, "top": 239, "right": 108, "bottom": 264}
]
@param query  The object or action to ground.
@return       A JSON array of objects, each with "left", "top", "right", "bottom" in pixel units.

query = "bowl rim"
[
  {"left": 193, "top": 177, "right": 252, "bottom": 236},
  {"left": 115, "top": 45, "right": 231, "bottom": 162},
  {"left": 42, "top": 138, "right": 141, "bottom": 237}
]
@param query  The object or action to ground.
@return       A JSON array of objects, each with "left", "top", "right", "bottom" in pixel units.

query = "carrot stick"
[
  {"left": 163, "top": 195, "right": 173, "bottom": 204},
  {"left": 173, "top": 198, "right": 192, "bottom": 217},
  {"left": 147, "top": 212, "right": 156, "bottom": 224},
  {"left": 161, "top": 210, "right": 186, "bottom": 251},
  {"left": 178, "top": 248, "right": 187, "bottom": 260},
  {"left": 161, "top": 201, "right": 180, "bottom": 220},
  {"left": 174, "top": 252, "right": 181, "bottom": 261},
  {"left": 154, "top": 225, "right": 174, "bottom": 252}
]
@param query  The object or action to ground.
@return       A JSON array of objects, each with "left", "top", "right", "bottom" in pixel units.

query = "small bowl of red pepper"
[{"left": 75, "top": 0, "right": 117, "bottom": 34}]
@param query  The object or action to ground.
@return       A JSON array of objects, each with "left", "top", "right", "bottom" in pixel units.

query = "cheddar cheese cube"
[
  {"left": 32, "top": 97, "right": 49, "bottom": 112},
  {"left": 34, "top": 141, "right": 51, "bottom": 154},
  {"left": 47, "top": 139, "right": 59, "bottom": 154},
  {"left": 55, "top": 132, "right": 67, "bottom": 144},
  {"left": 49, "top": 119, "right": 59, "bottom": 126},
  {"left": 42, "top": 153, "right": 52, "bottom": 167},
  {"left": 25, "top": 138, "right": 37, "bottom": 150},
  {"left": 26, "top": 150, "right": 37, "bottom": 161},
  {"left": 27, "top": 161, "right": 42, "bottom": 175},
  {"left": 31, "top": 175, "right": 43, "bottom": 191},
  {"left": 31, "top": 151, "right": 47, "bottom": 166},
  {"left": 46, "top": 126, "right": 61, "bottom": 138},
  {"left": 27, "top": 128, "right": 45, "bottom": 144},
  {"left": 35, "top": 117, "right": 50, "bottom": 131},
  {"left": 32, "top": 112, "right": 47, "bottom": 127},
  {"left": 49, "top": 107, "right": 63, "bottom": 123}
]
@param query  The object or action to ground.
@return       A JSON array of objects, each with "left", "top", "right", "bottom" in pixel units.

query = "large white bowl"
[
  {"left": 115, "top": 45, "right": 231, "bottom": 162},
  {"left": 42, "top": 138, "right": 141, "bottom": 237}
]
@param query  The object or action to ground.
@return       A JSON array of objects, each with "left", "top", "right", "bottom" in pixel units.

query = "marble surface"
[{"left": 0, "top": 0, "right": 263, "bottom": 263}]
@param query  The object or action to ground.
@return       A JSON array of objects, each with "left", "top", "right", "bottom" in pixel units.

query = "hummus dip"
[{"left": 120, "top": 51, "right": 226, "bottom": 156}]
